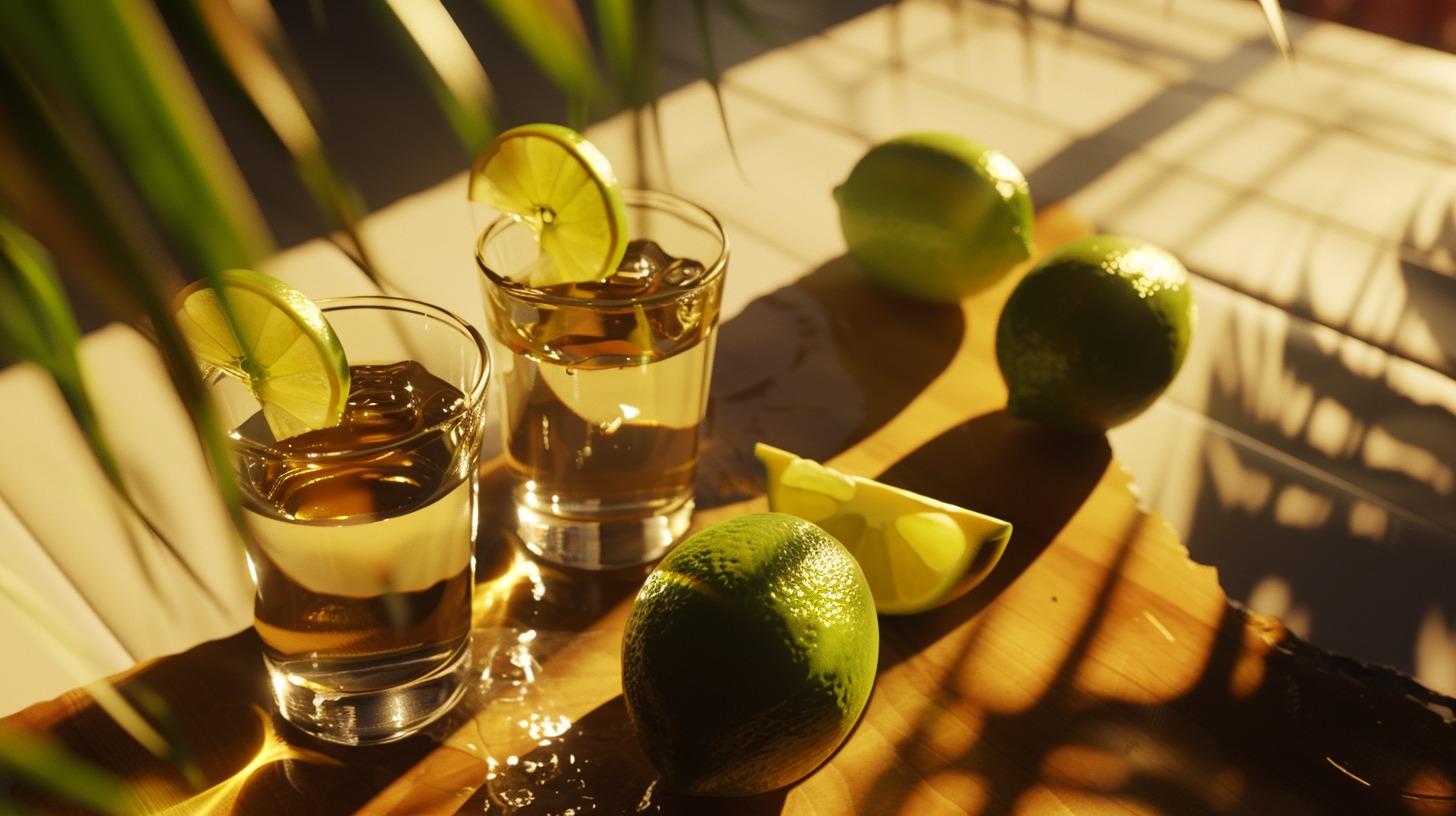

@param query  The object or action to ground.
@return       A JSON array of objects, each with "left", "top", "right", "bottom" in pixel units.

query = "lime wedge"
[
  {"left": 174, "top": 269, "right": 349, "bottom": 440},
  {"left": 469, "top": 123, "right": 628, "bottom": 287},
  {"left": 756, "top": 442, "right": 1012, "bottom": 615}
]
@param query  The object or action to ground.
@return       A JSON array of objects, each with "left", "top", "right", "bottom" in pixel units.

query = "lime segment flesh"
[
  {"left": 175, "top": 269, "right": 349, "bottom": 440},
  {"left": 756, "top": 442, "right": 1012, "bottom": 615},
  {"left": 469, "top": 123, "right": 628, "bottom": 287}
]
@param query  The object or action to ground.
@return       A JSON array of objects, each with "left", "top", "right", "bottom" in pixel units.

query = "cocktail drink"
[
  {"left": 210, "top": 297, "right": 489, "bottom": 745},
  {"left": 477, "top": 189, "right": 728, "bottom": 570}
]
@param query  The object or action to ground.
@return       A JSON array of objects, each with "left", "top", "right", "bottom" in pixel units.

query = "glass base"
[
  {"left": 267, "top": 635, "right": 473, "bottom": 746},
  {"left": 515, "top": 499, "right": 694, "bottom": 571}
]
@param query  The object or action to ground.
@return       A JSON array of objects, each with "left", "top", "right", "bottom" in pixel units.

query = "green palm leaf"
[
  {"left": 0, "top": 2, "right": 252, "bottom": 606},
  {"left": 158, "top": 0, "right": 384, "bottom": 277},
  {"left": 0, "top": 727, "right": 137, "bottom": 815},
  {"left": 0, "top": 217, "right": 234, "bottom": 609},
  {"left": 0, "top": 2, "right": 271, "bottom": 279},
  {"left": 0, "top": 218, "right": 123, "bottom": 490},
  {"left": 366, "top": 0, "right": 499, "bottom": 154},
  {"left": 476, "top": 0, "right": 602, "bottom": 119},
  {"left": 594, "top": 0, "right": 646, "bottom": 106}
]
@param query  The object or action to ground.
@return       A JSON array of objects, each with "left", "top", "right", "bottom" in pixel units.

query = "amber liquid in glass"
[
  {"left": 237, "top": 361, "right": 476, "bottom": 692},
  {"left": 489, "top": 240, "right": 717, "bottom": 525}
]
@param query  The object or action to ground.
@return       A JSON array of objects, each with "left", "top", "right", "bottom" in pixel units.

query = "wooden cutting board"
[{"left": 7, "top": 206, "right": 1456, "bottom": 815}]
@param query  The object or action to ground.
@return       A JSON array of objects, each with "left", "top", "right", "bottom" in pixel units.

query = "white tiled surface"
[
  {"left": 728, "top": 1, "right": 1456, "bottom": 690},
  {"left": 4, "top": 0, "right": 1456, "bottom": 714}
]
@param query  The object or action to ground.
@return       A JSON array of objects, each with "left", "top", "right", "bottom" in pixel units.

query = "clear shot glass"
[
  {"left": 210, "top": 296, "right": 490, "bottom": 745},
  {"left": 477, "top": 189, "right": 729, "bottom": 570}
]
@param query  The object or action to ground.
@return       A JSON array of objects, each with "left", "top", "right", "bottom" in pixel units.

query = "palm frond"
[
  {"left": 367, "top": 0, "right": 498, "bottom": 154},
  {"left": 594, "top": 0, "right": 647, "bottom": 107},
  {"left": 0, "top": 2, "right": 271, "bottom": 279},
  {"left": 691, "top": 0, "right": 746, "bottom": 181},
  {"left": 476, "top": 0, "right": 602, "bottom": 124},
  {"left": 159, "top": 0, "right": 382, "bottom": 278},
  {"left": 0, "top": 727, "right": 137, "bottom": 815},
  {"left": 0, "top": 218, "right": 230, "bottom": 609},
  {"left": 0, "top": 219, "right": 109, "bottom": 478}
]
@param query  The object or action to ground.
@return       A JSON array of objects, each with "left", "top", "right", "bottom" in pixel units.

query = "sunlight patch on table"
[
  {"left": 1245, "top": 575, "right": 1312, "bottom": 640},
  {"left": 150, "top": 706, "right": 340, "bottom": 816},
  {"left": 1272, "top": 484, "right": 1335, "bottom": 531},
  {"left": 1364, "top": 426, "right": 1455, "bottom": 498},
  {"left": 1416, "top": 605, "right": 1456, "bottom": 698}
]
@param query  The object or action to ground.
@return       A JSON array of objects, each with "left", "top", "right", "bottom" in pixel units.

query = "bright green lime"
[
  {"left": 174, "top": 269, "right": 349, "bottom": 440},
  {"left": 468, "top": 122, "right": 628, "bottom": 287},
  {"left": 833, "top": 132, "right": 1034, "bottom": 303},
  {"left": 621, "top": 512, "right": 878, "bottom": 797},
  {"left": 996, "top": 234, "right": 1195, "bottom": 434}
]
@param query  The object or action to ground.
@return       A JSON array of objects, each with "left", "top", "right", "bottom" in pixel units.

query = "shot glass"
[
  {"left": 476, "top": 189, "right": 729, "bottom": 570},
  {"left": 209, "top": 296, "right": 490, "bottom": 745}
]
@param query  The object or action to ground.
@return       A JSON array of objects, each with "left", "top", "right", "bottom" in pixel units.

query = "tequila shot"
[
  {"left": 212, "top": 297, "right": 489, "bottom": 745},
  {"left": 477, "top": 189, "right": 728, "bottom": 570}
]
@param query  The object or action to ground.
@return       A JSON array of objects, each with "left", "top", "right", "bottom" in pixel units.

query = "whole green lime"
[
  {"left": 995, "top": 235, "right": 1195, "bottom": 434},
  {"left": 833, "top": 132, "right": 1034, "bottom": 303},
  {"left": 621, "top": 513, "right": 879, "bottom": 797}
]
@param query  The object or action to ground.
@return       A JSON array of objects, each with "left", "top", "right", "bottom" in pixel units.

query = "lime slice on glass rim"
[
  {"left": 174, "top": 269, "right": 349, "bottom": 440},
  {"left": 469, "top": 122, "right": 629, "bottom": 287},
  {"left": 756, "top": 443, "right": 1012, "bottom": 615}
]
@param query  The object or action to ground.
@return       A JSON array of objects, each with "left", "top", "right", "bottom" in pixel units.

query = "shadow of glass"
[
  {"left": 696, "top": 255, "right": 964, "bottom": 508},
  {"left": 20, "top": 630, "right": 450, "bottom": 814}
]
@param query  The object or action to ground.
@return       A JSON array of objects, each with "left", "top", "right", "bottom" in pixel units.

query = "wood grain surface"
[{"left": 7, "top": 207, "right": 1456, "bottom": 815}]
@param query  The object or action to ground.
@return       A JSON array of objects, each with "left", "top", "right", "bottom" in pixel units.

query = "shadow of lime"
[
  {"left": 462, "top": 404, "right": 1113, "bottom": 813},
  {"left": 697, "top": 255, "right": 964, "bottom": 507},
  {"left": 872, "top": 409, "right": 1111, "bottom": 666},
  {"left": 459, "top": 694, "right": 792, "bottom": 814}
]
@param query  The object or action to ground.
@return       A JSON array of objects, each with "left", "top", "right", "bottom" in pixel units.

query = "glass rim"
[
  {"left": 476, "top": 188, "right": 729, "bottom": 309},
  {"left": 218, "top": 295, "right": 490, "bottom": 459}
]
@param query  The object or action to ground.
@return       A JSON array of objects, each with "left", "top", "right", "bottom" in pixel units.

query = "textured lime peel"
[
  {"left": 469, "top": 123, "right": 628, "bottom": 287},
  {"left": 995, "top": 234, "right": 1195, "bottom": 434},
  {"left": 757, "top": 443, "right": 1012, "bottom": 615},
  {"left": 174, "top": 269, "right": 349, "bottom": 440},
  {"left": 834, "top": 131, "right": 1034, "bottom": 303},
  {"left": 622, "top": 513, "right": 878, "bottom": 796}
]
